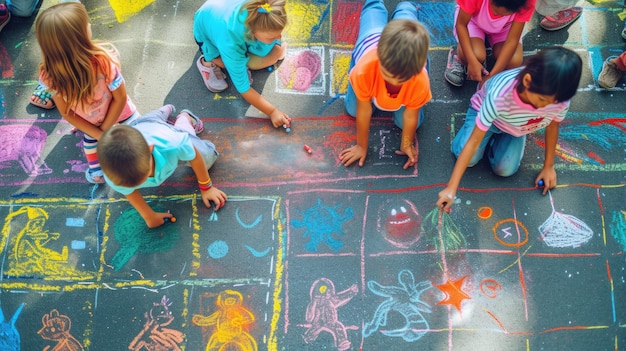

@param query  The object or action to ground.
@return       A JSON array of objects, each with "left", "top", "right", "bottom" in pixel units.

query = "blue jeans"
[
  {"left": 5, "top": 0, "right": 39, "bottom": 17},
  {"left": 451, "top": 108, "right": 526, "bottom": 177},
  {"left": 344, "top": 0, "right": 427, "bottom": 129}
]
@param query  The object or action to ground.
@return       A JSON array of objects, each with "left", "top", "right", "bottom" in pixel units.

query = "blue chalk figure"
[{"left": 0, "top": 303, "right": 24, "bottom": 351}]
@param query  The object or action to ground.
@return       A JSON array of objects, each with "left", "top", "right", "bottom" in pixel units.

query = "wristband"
[
  {"left": 198, "top": 181, "right": 212, "bottom": 191},
  {"left": 198, "top": 177, "right": 211, "bottom": 185}
]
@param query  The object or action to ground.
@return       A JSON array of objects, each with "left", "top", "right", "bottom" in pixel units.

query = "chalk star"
[{"left": 435, "top": 276, "right": 471, "bottom": 312}]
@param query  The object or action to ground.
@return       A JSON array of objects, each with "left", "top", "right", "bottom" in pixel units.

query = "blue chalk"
[
  {"left": 538, "top": 179, "right": 545, "bottom": 187},
  {"left": 285, "top": 127, "right": 291, "bottom": 133},
  {"left": 267, "top": 66, "right": 274, "bottom": 72}
]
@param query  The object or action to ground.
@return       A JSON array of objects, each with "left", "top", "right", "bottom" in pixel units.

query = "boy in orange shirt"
[{"left": 340, "top": 0, "right": 431, "bottom": 170}]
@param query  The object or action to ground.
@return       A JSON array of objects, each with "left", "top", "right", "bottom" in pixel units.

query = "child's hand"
[
  {"left": 146, "top": 212, "right": 175, "bottom": 228},
  {"left": 467, "top": 60, "right": 484, "bottom": 82},
  {"left": 395, "top": 145, "right": 417, "bottom": 169},
  {"left": 201, "top": 186, "right": 228, "bottom": 210},
  {"left": 270, "top": 109, "right": 291, "bottom": 128},
  {"left": 340, "top": 145, "right": 367, "bottom": 167},
  {"left": 436, "top": 187, "right": 456, "bottom": 212},
  {"left": 536, "top": 167, "right": 557, "bottom": 195}
]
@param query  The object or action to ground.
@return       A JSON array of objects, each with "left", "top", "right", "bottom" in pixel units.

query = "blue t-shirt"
[{"left": 193, "top": 0, "right": 281, "bottom": 93}]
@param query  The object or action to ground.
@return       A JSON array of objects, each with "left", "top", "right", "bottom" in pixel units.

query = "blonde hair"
[
  {"left": 98, "top": 126, "right": 151, "bottom": 187},
  {"left": 35, "top": 2, "right": 119, "bottom": 114},
  {"left": 378, "top": 20, "right": 430, "bottom": 81},
  {"left": 242, "top": 0, "right": 287, "bottom": 41}
]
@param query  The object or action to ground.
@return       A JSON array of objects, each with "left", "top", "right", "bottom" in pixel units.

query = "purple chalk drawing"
[
  {"left": 0, "top": 125, "right": 52, "bottom": 176},
  {"left": 303, "top": 278, "right": 358, "bottom": 351}
]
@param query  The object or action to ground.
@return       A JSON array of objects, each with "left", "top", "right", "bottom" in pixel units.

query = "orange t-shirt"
[{"left": 349, "top": 49, "right": 431, "bottom": 111}]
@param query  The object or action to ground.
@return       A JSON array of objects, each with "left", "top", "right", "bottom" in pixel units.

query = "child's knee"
[{"left": 492, "top": 164, "right": 519, "bottom": 177}]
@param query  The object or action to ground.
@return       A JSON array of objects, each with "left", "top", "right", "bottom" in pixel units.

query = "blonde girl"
[
  {"left": 193, "top": 0, "right": 290, "bottom": 129},
  {"left": 35, "top": 2, "right": 138, "bottom": 184}
]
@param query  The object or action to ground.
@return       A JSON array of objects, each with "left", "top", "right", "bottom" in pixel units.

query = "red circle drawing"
[
  {"left": 480, "top": 279, "right": 502, "bottom": 298},
  {"left": 492, "top": 219, "right": 528, "bottom": 247}
]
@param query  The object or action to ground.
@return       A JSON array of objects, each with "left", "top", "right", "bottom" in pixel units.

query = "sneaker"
[
  {"left": 539, "top": 7, "right": 582, "bottom": 31},
  {"left": 598, "top": 56, "right": 623, "bottom": 89},
  {"left": 0, "top": 4, "right": 10, "bottom": 33},
  {"left": 444, "top": 48, "right": 466, "bottom": 87},
  {"left": 196, "top": 56, "right": 228, "bottom": 93}
]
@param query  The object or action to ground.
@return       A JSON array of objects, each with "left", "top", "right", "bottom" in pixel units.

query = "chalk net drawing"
[{"left": 539, "top": 191, "right": 593, "bottom": 248}]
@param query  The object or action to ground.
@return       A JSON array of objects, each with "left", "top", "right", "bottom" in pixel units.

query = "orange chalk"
[{"left": 303, "top": 144, "right": 312, "bottom": 154}]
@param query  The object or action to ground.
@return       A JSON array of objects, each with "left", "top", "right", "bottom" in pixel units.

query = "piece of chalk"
[
  {"left": 164, "top": 217, "right": 177, "bottom": 223},
  {"left": 267, "top": 66, "right": 274, "bottom": 72},
  {"left": 285, "top": 127, "right": 291, "bottom": 133},
  {"left": 303, "top": 144, "right": 312, "bottom": 154},
  {"left": 538, "top": 179, "right": 545, "bottom": 187}
]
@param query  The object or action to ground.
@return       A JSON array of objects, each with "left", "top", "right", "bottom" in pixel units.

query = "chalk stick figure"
[
  {"left": 38, "top": 309, "right": 84, "bottom": 351},
  {"left": 129, "top": 295, "right": 183, "bottom": 351},
  {"left": 192, "top": 290, "right": 257, "bottom": 351},
  {"left": 363, "top": 270, "right": 432, "bottom": 342},
  {"left": 303, "top": 278, "right": 357, "bottom": 351}
]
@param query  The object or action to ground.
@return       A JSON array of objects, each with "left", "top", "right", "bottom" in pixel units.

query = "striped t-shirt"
[{"left": 470, "top": 67, "right": 570, "bottom": 137}]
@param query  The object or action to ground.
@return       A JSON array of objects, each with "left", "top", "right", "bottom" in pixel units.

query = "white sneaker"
[{"left": 598, "top": 56, "right": 623, "bottom": 89}]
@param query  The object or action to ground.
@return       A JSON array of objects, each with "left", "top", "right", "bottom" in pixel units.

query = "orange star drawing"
[{"left": 435, "top": 276, "right": 471, "bottom": 311}]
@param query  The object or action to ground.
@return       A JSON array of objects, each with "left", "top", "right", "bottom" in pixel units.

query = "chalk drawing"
[
  {"left": 285, "top": 0, "right": 329, "bottom": 42},
  {"left": 377, "top": 199, "right": 422, "bottom": 249},
  {"left": 276, "top": 47, "right": 325, "bottom": 95},
  {"left": 107, "top": 0, "right": 154, "bottom": 23},
  {"left": 332, "top": 0, "right": 361, "bottom": 44},
  {"left": 0, "top": 206, "right": 92, "bottom": 279},
  {"left": 413, "top": 3, "right": 457, "bottom": 48},
  {"left": 435, "top": 276, "right": 471, "bottom": 312},
  {"left": 539, "top": 192, "right": 593, "bottom": 248},
  {"left": 208, "top": 240, "right": 229, "bottom": 259},
  {"left": 493, "top": 218, "right": 529, "bottom": 247},
  {"left": 480, "top": 279, "right": 502, "bottom": 299},
  {"left": 422, "top": 207, "right": 467, "bottom": 252},
  {"left": 236, "top": 207, "right": 263, "bottom": 228},
  {"left": 291, "top": 198, "right": 354, "bottom": 252},
  {"left": 363, "top": 270, "right": 432, "bottom": 342},
  {"left": 609, "top": 210, "right": 626, "bottom": 251},
  {"left": 110, "top": 207, "right": 179, "bottom": 270},
  {"left": 0, "top": 125, "right": 52, "bottom": 176},
  {"left": 38, "top": 309, "right": 84, "bottom": 351},
  {"left": 0, "top": 42, "right": 13, "bottom": 79},
  {"left": 302, "top": 278, "right": 358, "bottom": 351},
  {"left": 0, "top": 303, "right": 23, "bottom": 351},
  {"left": 329, "top": 49, "right": 351, "bottom": 97},
  {"left": 129, "top": 295, "right": 183, "bottom": 351},
  {"left": 477, "top": 206, "right": 493, "bottom": 219},
  {"left": 192, "top": 290, "right": 257, "bottom": 351}
]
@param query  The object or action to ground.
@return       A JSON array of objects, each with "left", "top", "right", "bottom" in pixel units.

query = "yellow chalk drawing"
[
  {"left": 0, "top": 206, "right": 93, "bottom": 280},
  {"left": 108, "top": 0, "right": 154, "bottom": 23},
  {"left": 193, "top": 290, "right": 257, "bottom": 351},
  {"left": 284, "top": 2, "right": 323, "bottom": 42},
  {"left": 331, "top": 50, "right": 351, "bottom": 95}
]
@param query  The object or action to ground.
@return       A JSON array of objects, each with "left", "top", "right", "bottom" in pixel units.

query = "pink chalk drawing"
[
  {"left": 278, "top": 49, "right": 322, "bottom": 92},
  {"left": 129, "top": 295, "right": 183, "bottom": 351},
  {"left": 0, "top": 42, "right": 14, "bottom": 79},
  {"left": 539, "top": 191, "right": 593, "bottom": 248},
  {"left": 0, "top": 125, "right": 52, "bottom": 176},
  {"left": 302, "top": 278, "right": 358, "bottom": 351},
  {"left": 38, "top": 309, "right": 84, "bottom": 351}
]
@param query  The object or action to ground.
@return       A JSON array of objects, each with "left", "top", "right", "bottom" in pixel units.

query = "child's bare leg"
[
  {"left": 207, "top": 56, "right": 225, "bottom": 69},
  {"left": 247, "top": 43, "right": 287, "bottom": 70},
  {"left": 457, "top": 37, "right": 486, "bottom": 65},
  {"left": 492, "top": 42, "right": 524, "bottom": 69}
]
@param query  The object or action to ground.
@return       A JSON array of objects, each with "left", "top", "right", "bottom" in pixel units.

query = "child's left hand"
[
  {"left": 395, "top": 146, "right": 417, "bottom": 169},
  {"left": 201, "top": 187, "right": 228, "bottom": 210}
]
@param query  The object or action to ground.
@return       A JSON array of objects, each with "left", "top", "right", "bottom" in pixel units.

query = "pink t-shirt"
[
  {"left": 458, "top": 0, "right": 535, "bottom": 33},
  {"left": 40, "top": 61, "right": 136, "bottom": 126}
]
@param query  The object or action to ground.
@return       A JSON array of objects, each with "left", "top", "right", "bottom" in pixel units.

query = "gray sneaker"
[
  {"left": 444, "top": 48, "right": 466, "bottom": 87},
  {"left": 598, "top": 56, "right": 623, "bottom": 89}
]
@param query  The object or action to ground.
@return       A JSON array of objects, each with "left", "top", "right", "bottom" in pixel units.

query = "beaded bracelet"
[{"left": 198, "top": 181, "right": 212, "bottom": 191}]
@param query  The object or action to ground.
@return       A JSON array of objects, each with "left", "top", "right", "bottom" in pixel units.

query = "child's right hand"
[
  {"left": 436, "top": 187, "right": 456, "bottom": 212},
  {"left": 145, "top": 212, "right": 175, "bottom": 228},
  {"left": 395, "top": 145, "right": 417, "bottom": 169},
  {"left": 270, "top": 109, "right": 291, "bottom": 129},
  {"left": 467, "top": 60, "right": 485, "bottom": 82},
  {"left": 340, "top": 145, "right": 367, "bottom": 167}
]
